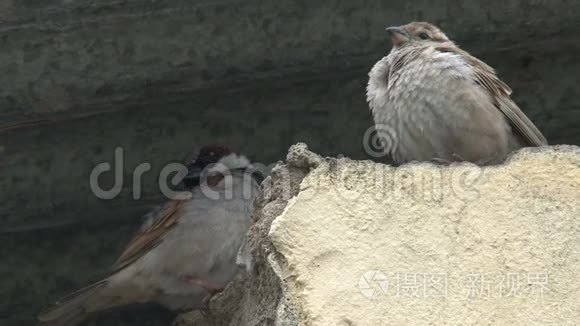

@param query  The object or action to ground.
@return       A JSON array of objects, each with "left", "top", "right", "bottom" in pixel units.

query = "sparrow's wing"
[
  {"left": 112, "top": 200, "right": 186, "bottom": 272},
  {"left": 436, "top": 45, "right": 548, "bottom": 147}
]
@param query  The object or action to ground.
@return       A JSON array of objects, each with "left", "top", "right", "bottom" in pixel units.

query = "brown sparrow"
[
  {"left": 38, "top": 145, "right": 263, "bottom": 325},
  {"left": 367, "top": 22, "right": 547, "bottom": 165}
]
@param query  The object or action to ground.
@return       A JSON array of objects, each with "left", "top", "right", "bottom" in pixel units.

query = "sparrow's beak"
[
  {"left": 385, "top": 26, "right": 409, "bottom": 46},
  {"left": 182, "top": 161, "right": 204, "bottom": 188}
]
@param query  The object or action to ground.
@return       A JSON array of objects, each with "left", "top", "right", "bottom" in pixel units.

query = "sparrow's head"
[
  {"left": 182, "top": 144, "right": 256, "bottom": 188},
  {"left": 194, "top": 144, "right": 233, "bottom": 168},
  {"left": 385, "top": 22, "right": 450, "bottom": 49}
]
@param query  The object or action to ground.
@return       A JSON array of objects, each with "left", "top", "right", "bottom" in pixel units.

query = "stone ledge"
[{"left": 178, "top": 143, "right": 580, "bottom": 325}]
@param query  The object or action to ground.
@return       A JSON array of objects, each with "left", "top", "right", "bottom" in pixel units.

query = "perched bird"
[
  {"left": 367, "top": 22, "right": 547, "bottom": 165},
  {"left": 38, "top": 145, "right": 263, "bottom": 325}
]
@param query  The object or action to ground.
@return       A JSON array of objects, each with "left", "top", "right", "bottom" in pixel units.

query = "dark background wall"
[{"left": 1, "top": 1, "right": 579, "bottom": 325}]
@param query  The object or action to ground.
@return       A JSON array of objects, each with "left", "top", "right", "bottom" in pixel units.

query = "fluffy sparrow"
[
  {"left": 38, "top": 145, "right": 263, "bottom": 325},
  {"left": 367, "top": 22, "right": 547, "bottom": 165}
]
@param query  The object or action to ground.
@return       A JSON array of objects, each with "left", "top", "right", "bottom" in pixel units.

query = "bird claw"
[
  {"left": 200, "top": 295, "right": 211, "bottom": 317},
  {"left": 451, "top": 153, "right": 465, "bottom": 161},
  {"left": 183, "top": 275, "right": 225, "bottom": 316},
  {"left": 430, "top": 157, "right": 452, "bottom": 165},
  {"left": 183, "top": 276, "right": 224, "bottom": 295},
  {"left": 451, "top": 153, "right": 495, "bottom": 166},
  {"left": 430, "top": 154, "right": 466, "bottom": 165}
]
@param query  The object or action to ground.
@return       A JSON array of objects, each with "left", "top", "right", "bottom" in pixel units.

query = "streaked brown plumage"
[
  {"left": 38, "top": 145, "right": 262, "bottom": 325},
  {"left": 367, "top": 22, "right": 547, "bottom": 165}
]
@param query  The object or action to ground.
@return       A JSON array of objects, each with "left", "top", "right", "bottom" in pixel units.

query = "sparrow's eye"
[{"left": 419, "top": 32, "right": 430, "bottom": 40}]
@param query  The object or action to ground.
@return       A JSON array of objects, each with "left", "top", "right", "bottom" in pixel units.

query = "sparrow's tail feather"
[{"left": 38, "top": 278, "right": 119, "bottom": 326}]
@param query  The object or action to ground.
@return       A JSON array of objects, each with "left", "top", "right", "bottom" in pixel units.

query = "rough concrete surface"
[{"left": 181, "top": 143, "right": 580, "bottom": 325}]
